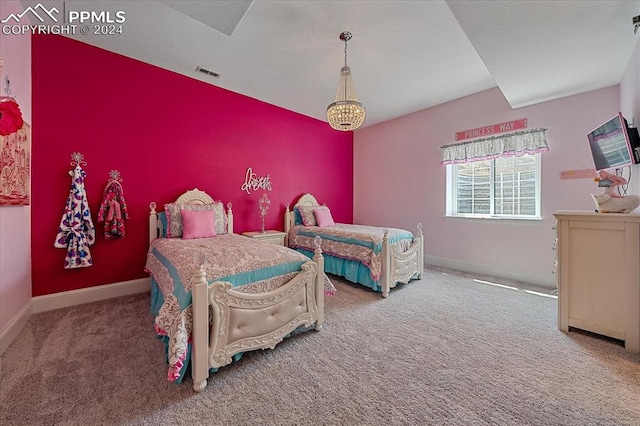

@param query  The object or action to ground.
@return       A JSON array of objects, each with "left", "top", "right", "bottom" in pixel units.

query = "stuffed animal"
[
  {"left": 590, "top": 193, "right": 640, "bottom": 213},
  {"left": 591, "top": 170, "right": 640, "bottom": 213}
]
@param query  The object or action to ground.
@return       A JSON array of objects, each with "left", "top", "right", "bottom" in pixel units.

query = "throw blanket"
[
  {"left": 145, "top": 233, "right": 335, "bottom": 381},
  {"left": 53, "top": 165, "right": 95, "bottom": 269},
  {"left": 288, "top": 224, "right": 415, "bottom": 281}
]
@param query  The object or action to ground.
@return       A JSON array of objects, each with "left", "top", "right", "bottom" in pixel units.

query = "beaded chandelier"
[{"left": 326, "top": 32, "right": 365, "bottom": 131}]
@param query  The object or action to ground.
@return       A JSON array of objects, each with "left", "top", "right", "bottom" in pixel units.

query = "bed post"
[
  {"left": 381, "top": 229, "right": 391, "bottom": 298},
  {"left": 284, "top": 204, "right": 291, "bottom": 246},
  {"left": 149, "top": 202, "right": 158, "bottom": 244},
  {"left": 312, "top": 236, "right": 324, "bottom": 331},
  {"left": 227, "top": 202, "right": 234, "bottom": 234},
  {"left": 191, "top": 253, "right": 209, "bottom": 392},
  {"left": 416, "top": 223, "right": 424, "bottom": 279}
]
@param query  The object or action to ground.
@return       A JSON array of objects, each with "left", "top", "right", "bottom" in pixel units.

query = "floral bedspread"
[
  {"left": 145, "top": 233, "right": 335, "bottom": 381},
  {"left": 288, "top": 224, "right": 415, "bottom": 281}
]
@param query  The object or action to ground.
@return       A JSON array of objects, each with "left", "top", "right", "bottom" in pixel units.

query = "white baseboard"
[
  {"left": 32, "top": 278, "right": 150, "bottom": 314},
  {"left": 424, "top": 255, "right": 557, "bottom": 288},
  {"left": 0, "top": 300, "right": 33, "bottom": 356}
]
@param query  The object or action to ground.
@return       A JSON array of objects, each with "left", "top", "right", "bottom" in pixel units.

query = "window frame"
[{"left": 445, "top": 153, "right": 542, "bottom": 220}]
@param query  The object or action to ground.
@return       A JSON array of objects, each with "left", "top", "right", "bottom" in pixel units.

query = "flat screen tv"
[{"left": 587, "top": 112, "right": 639, "bottom": 172}]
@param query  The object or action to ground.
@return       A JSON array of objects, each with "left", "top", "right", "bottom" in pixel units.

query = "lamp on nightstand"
[{"left": 258, "top": 193, "right": 271, "bottom": 233}]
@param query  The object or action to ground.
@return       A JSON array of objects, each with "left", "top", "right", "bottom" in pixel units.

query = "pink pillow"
[
  {"left": 181, "top": 209, "right": 217, "bottom": 239},
  {"left": 314, "top": 207, "right": 335, "bottom": 227}
]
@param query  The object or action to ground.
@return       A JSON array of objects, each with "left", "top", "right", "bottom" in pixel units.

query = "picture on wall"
[{"left": 0, "top": 122, "right": 30, "bottom": 205}]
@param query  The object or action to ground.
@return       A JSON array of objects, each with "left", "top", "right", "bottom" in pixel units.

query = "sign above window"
[{"left": 455, "top": 118, "right": 528, "bottom": 141}]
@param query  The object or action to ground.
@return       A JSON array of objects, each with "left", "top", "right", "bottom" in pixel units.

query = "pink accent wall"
[
  {"left": 31, "top": 35, "right": 352, "bottom": 297},
  {"left": 0, "top": 0, "right": 32, "bottom": 335},
  {"left": 354, "top": 86, "right": 622, "bottom": 286}
]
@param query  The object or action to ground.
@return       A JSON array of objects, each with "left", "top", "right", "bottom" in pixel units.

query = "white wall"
[
  {"left": 354, "top": 85, "right": 622, "bottom": 287},
  {"left": 0, "top": 0, "right": 32, "bottom": 353},
  {"left": 620, "top": 36, "right": 640, "bottom": 196}
]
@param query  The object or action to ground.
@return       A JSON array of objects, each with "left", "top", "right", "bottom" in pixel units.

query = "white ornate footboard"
[
  {"left": 191, "top": 241, "right": 324, "bottom": 392},
  {"left": 379, "top": 224, "right": 424, "bottom": 297}
]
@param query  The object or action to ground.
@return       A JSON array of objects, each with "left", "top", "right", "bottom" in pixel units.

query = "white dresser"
[{"left": 553, "top": 211, "right": 640, "bottom": 353}]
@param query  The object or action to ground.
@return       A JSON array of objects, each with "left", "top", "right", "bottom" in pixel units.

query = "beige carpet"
[{"left": 1, "top": 268, "right": 640, "bottom": 425}]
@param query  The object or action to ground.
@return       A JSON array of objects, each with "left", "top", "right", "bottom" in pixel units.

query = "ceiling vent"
[{"left": 195, "top": 66, "right": 221, "bottom": 78}]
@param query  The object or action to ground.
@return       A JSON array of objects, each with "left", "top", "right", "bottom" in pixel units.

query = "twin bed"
[
  {"left": 146, "top": 190, "right": 424, "bottom": 390},
  {"left": 285, "top": 193, "right": 424, "bottom": 298},
  {"left": 146, "top": 189, "right": 329, "bottom": 392}
]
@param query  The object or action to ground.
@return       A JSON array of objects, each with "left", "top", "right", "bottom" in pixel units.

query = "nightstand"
[{"left": 241, "top": 230, "right": 287, "bottom": 246}]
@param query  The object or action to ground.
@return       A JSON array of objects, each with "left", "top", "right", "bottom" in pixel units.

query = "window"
[
  {"left": 441, "top": 127, "right": 548, "bottom": 220},
  {"left": 447, "top": 154, "right": 541, "bottom": 218}
]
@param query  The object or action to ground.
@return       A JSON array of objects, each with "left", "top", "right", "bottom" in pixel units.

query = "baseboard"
[
  {"left": 32, "top": 278, "right": 150, "bottom": 314},
  {"left": 0, "top": 300, "right": 33, "bottom": 356},
  {"left": 424, "top": 255, "right": 556, "bottom": 288}
]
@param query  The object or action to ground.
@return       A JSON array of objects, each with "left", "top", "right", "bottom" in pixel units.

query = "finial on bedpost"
[
  {"left": 417, "top": 222, "right": 423, "bottom": 236},
  {"left": 149, "top": 202, "right": 158, "bottom": 243},
  {"left": 194, "top": 252, "right": 205, "bottom": 268},
  {"left": 314, "top": 236, "right": 322, "bottom": 251},
  {"left": 226, "top": 202, "right": 234, "bottom": 234},
  {"left": 382, "top": 228, "right": 389, "bottom": 242}
]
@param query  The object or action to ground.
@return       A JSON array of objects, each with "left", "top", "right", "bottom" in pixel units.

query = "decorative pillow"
[
  {"left": 297, "top": 206, "right": 315, "bottom": 226},
  {"left": 314, "top": 207, "right": 335, "bottom": 227},
  {"left": 297, "top": 205, "right": 329, "bottom": 227},
  {"left": 181, "top": 209, "right": 217, "bottom": 239},
  {"left": 165, "top": 202, "right": 226, "bottom": 237}
]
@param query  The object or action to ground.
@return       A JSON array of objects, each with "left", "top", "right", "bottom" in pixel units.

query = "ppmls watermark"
[{"left": 1, "top": 2, "right": 126, "bottom": 36}]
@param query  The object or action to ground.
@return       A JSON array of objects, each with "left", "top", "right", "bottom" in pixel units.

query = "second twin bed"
[{"left": 285, "top": 193, "right": 424, "bottom": 298}]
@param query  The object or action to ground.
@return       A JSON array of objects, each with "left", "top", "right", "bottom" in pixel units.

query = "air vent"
[{"left": 195, "top": 66, "right": 221, "bottom": 78}]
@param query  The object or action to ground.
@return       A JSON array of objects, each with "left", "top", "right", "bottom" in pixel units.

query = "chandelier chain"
[
  {"left": 343, "top": 38, "right": 348, "bottom": 100},
  {"left": 344, "top": 37, "right": 348, "bottom": 68}
]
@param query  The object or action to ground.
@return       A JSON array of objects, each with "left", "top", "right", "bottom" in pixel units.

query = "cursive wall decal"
[{"left": 241, "top": 167, "right": 272, "bottom": 194}]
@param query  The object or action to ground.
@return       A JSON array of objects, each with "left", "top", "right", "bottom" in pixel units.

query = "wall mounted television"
[{"left": 587, "top": 112, "right": 640, "bottom": 172}]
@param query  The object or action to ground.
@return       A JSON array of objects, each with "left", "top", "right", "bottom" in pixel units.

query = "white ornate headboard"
[{"left": 149, "top": 188, "right": 234, "bottom": 243}]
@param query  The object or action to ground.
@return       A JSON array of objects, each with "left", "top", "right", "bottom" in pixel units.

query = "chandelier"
[{"left": 326, "top": 31, "right": 365, "bottom": 131}]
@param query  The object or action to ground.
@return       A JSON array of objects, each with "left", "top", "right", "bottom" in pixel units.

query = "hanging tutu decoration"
[{"left": 0, "top": 98, "right": 23, "bottom": 136}]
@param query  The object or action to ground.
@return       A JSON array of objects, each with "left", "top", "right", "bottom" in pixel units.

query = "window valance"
[{"left": 441, "top": 128, "right": 549, "bottom": 165}]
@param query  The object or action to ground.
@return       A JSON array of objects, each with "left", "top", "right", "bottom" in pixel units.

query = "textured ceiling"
[{"left": 14, "top": 0, "right": 640, "bottom": 128}]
